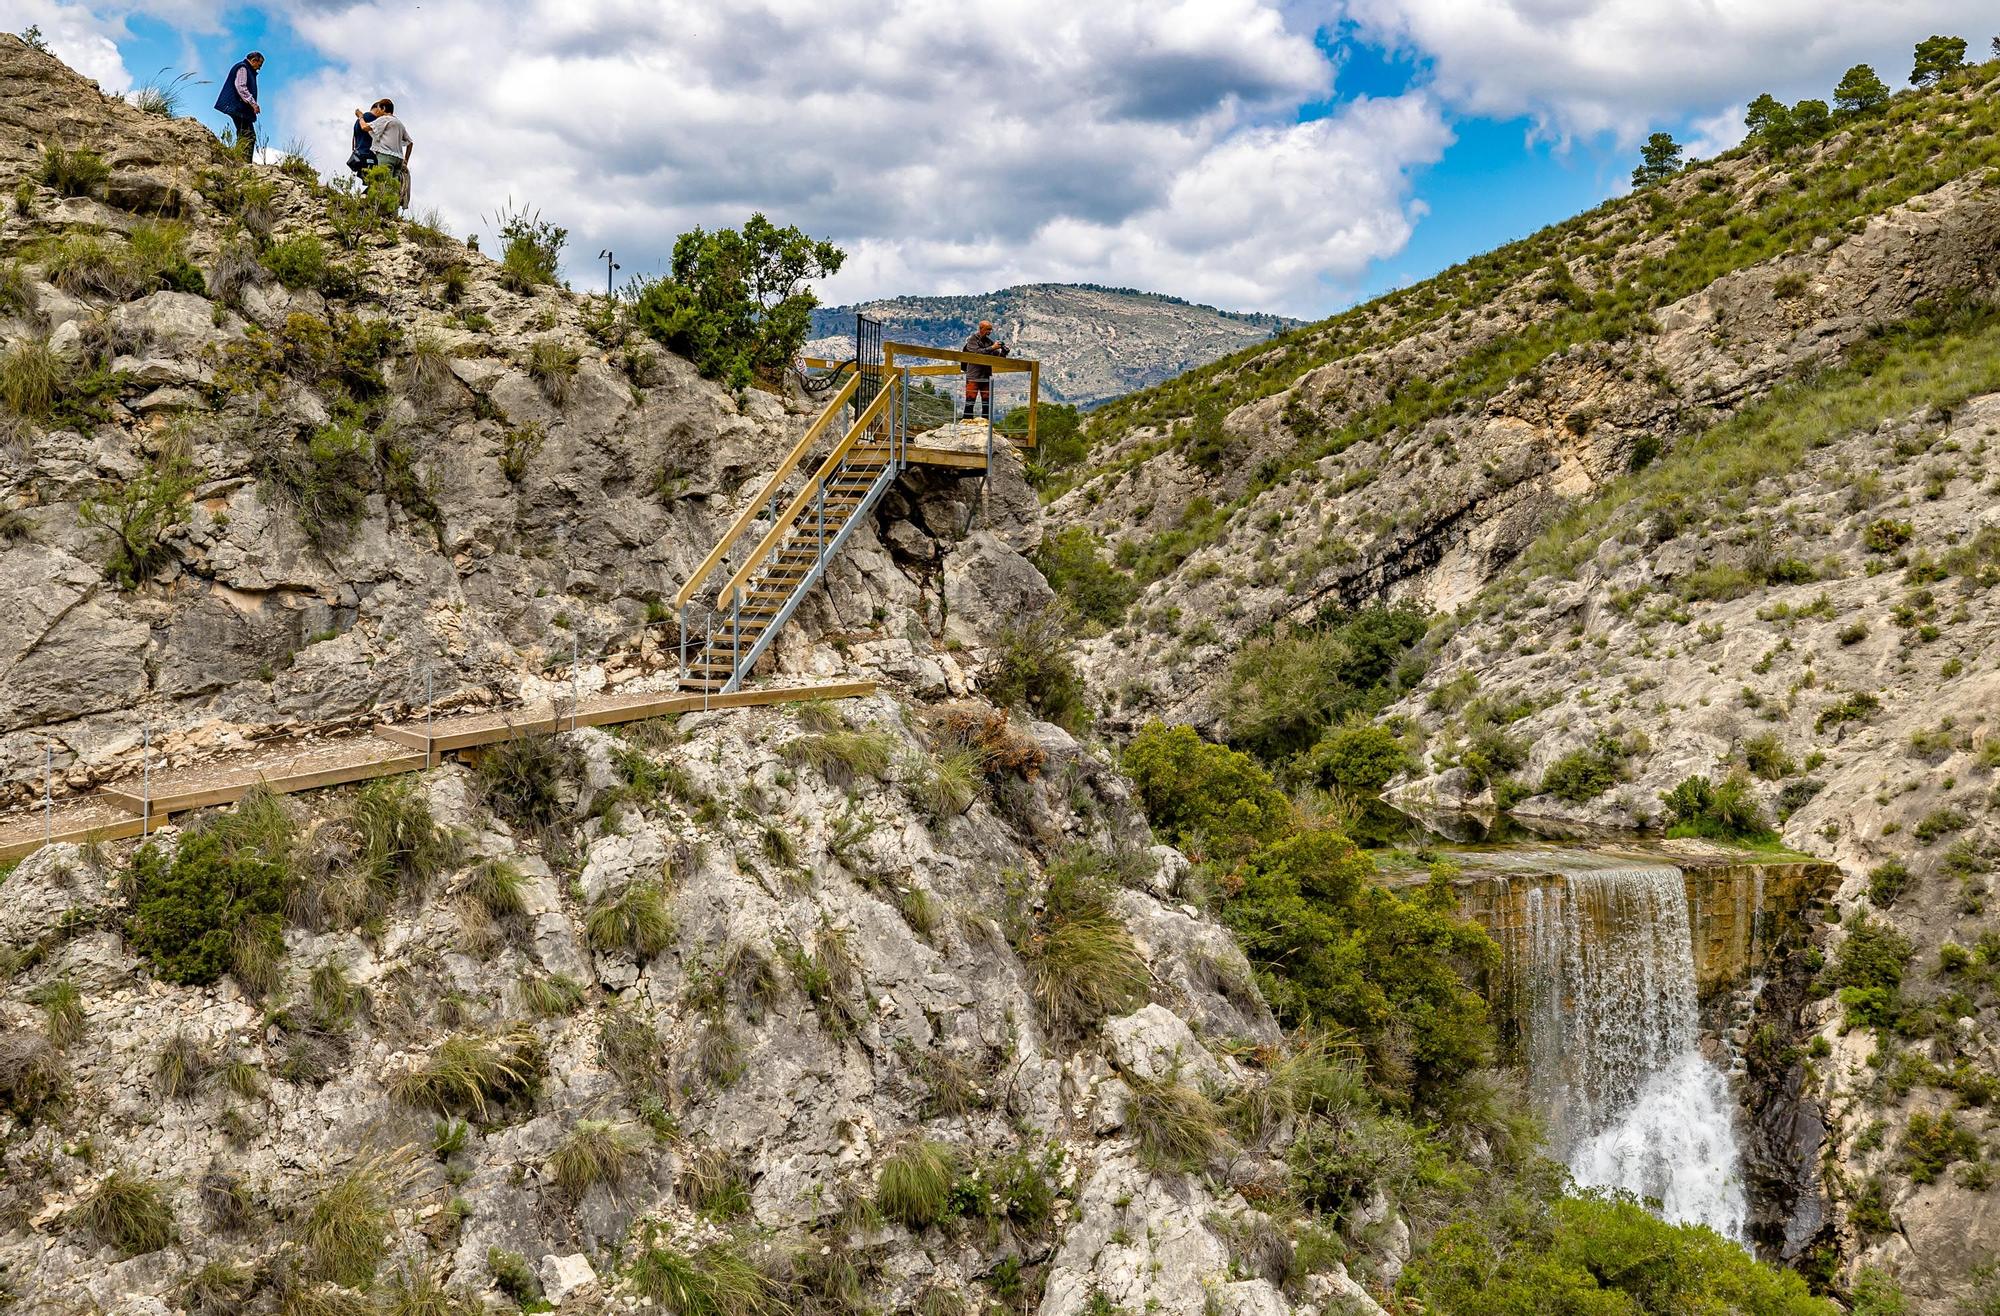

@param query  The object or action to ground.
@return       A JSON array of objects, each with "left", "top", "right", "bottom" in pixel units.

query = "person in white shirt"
[{"left": 354, "top": 98, "right": 414, "bottom": 206}]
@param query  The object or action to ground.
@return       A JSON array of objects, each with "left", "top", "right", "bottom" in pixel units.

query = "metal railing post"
[
  {"left": 43, "top": 740, "right": 52, "bottom": 845},
  {"left": 731, "top": 595, "right": 741, "bottom": 690},
  {"left": 678, "top": 605, "right": 688, "bottom": 683},
  {"left": 140, "top": 724, "right": 151, "bottom": 839},
  {"left": 703, "top": 610, "right": 713, "bottom": 712},
  {"left": 570, "top": 635, "right": 580, "bottom": 732}
]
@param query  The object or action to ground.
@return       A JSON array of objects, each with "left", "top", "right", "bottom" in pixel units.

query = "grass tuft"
[
  {"left": 875, "top": 1138, "right": 959, "bottom": 1228},
  {"left": 298, "top": 1158, "right": 394, "bottom": 1288},
  {"left": 548, "top": 1117, "right": 650, "bottom": 1199},
  {"left": 389, "top": 1026, "right": 544, "bottom": 1121},
  {"left": 585, "top": 880, "right": 675, "bottom": 959},
  {"left": 782, "top": 730, "right": 895, "bottom": 783},
  {"left": 626, "top": 1231, "right": 795, "bottom": 1316},
  {"left": 1124, "top": 1072, "right": 1225, "bottom": 1174},
  {"left": 64, "top": 1169, "right": 175, "bottom": 1257},
  {"left": 155, "top": 1029, "right": 211, "bottom": 1101},
  {"left": 26, "top": 978, "right": 83, "bottom": 1048},
  {"left": 0, "top": 335, "right": 63, "bottom": 418},
  {"left": 526, "top": 336, "right": 583, "bottom": 404},
  {"left": 516, "top": 970, "right": 587, "bottom": 1018},
  {"left": 1014, "top": 859, "right": 1149, "bottom": 1034}
]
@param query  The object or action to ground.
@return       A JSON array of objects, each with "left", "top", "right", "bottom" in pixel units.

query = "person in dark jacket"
[
  {"left": 960, "top": 320, "right": 1008, "bottom": 419},
  {"left": 347, "top": 108, "right": 378, "bottom": 177},
  {"left": 213, "top": 52, "right": 264, "bottom": 159}
]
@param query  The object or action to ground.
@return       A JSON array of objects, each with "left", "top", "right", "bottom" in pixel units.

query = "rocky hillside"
[
  {"left": 805, "top": 285, "right": 1297, "bottom": 408},
  {"left": 0, "top": 35, "right": 1393, "bottom": 1316},
  {"left": 1010, "top": 46, "right": 2000, "bottom": 1316},
  {"left": 1042, "top": 64, "right": 2000, "bottom": 737}
]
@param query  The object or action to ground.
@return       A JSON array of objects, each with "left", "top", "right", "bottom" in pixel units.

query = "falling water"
[{"left": 1507, "top": 855, "right": 1748, "bottom": 1240}]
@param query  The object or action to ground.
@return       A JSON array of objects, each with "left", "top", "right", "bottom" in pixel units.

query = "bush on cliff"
[
  {"left": 126, "top": 790, "right": 294, "bottom": 987},
  {"left": 632, "top": 214, "right": 843, "bottom": 390}
]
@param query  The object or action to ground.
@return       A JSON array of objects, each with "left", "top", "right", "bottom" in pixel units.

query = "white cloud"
[
  {"left": 7, "top": 0, "right": 135, "bottom": 91},
  {"left": 42, "top": 0, "right": 1447, "bottom": 315},
  {"left": 1341, "top": 0, "right": 1999, "bottom": 145}
]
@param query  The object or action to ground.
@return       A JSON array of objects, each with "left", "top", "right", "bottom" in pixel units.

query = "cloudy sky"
[{"left": 8, "top": 0, "right": 1996, "bottom": 317}]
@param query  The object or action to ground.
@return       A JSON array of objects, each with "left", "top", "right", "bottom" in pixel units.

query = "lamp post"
[{"left": 598, "top": 249, "right": 620, "bottom": 298}]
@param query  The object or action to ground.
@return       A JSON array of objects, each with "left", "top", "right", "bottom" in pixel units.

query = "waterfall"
[{"left": 1508, "top": 855, "right": 1748, "bottom": 1240}]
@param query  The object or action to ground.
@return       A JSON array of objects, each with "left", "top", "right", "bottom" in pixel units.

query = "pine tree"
[
  {"left": 1789, "top": 99, "right": 1832, "bottom": 142},
  {"left": 1911, "top": 35, "right": 1968, "bottom": 86},
  {"left": 1744, "top": 93, "right": 1786, "bottom": 140},
  {"left": 1630, "top": 132, "right": 1683, "bottom": 189},
  {"left": 1834, "top": 64, "right": 1891, "bottom": 116}
]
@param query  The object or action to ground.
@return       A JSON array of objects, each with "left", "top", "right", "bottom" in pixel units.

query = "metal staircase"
[{"left": 670, "top": 319, "right": 1039, "bottom": 699}]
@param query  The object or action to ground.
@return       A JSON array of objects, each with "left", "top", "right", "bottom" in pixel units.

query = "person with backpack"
[
  {"left": 353, "top": 99, "right": 414, "bottom": 206},
  {"left": 960, "top": 320, "right": 1008, "bottom": 419},
  {"left": 346, "top": 107, "right": 378, "bottom": 178},
  {"left": 213, "top": 51, "right": 264, "bottom": 159}
]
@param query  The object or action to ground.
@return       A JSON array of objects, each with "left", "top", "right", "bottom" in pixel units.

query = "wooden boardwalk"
[{"left": 0, "top": 678, "right": 876, "bottom": 863}]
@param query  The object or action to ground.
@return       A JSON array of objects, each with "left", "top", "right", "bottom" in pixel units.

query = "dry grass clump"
[
  {"left": 63, "top": 1169, "right": 176, "bottom": 1257},
  {"left": 547, "top": 1118, "right": 650, "bottom": 1199},
  {"left": 585, "top": 880, "right": 674, "bottom": 959},
  {"left": 875, "top": 1138, "right": 959, "bottom": 1228},
  {"left": 388, "top": 1026, "right": 544, "bottom": 1120},
  {"left": 1124, "top": 1072, "right": 1225, "bottom": 1174}
]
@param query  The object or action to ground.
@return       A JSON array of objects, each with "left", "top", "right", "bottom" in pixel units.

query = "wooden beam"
[
  {"left": 884, "top": 341, "right": 1032, "bottom": 373},
  {"left": 102, "top": 750, "right": 429, "bottom": 816},
  {"left": 906, "top": 446, "right": 990, "bottom": 470},
  {"left": 0, "top": 815, "right": 148, "bottom": 863}
]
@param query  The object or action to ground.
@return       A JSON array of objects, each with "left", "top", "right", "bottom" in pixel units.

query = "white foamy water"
[{"left": 1500, "top": 854, "right": 1749, "bottom": 1239}]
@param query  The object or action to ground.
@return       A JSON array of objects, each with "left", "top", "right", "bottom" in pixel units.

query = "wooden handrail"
[
  {"left": 716, "top": 376, "right": 901, "bottom": 611},
  {"left": 672, "top": 371, "right": 862, "bottom": 609},
  {"left": 884, "top": 341, "right": 1032, "bottom": 372}
]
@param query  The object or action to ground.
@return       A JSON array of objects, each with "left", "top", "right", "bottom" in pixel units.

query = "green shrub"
[
  {"left": 1222, "top": 828, "right": 1495, "bottom": 1100},
  {"left": 1868, "top": 859, "right": 1911, "bottom": 908},
  {"left": 126, "top": 790, "right": 294, "bottom": 986},
  {"left": 631, "top": 213, "right": 843, "bottom": 389},
  {"left": 1033, "top": 527, "right": 1137, "bottom": 630},
  {"left": 79, "top": 449, "right": 199, "bottom": 588},
  {"left": 985, "top": 604, "right": 1089, "bottom": 733},
  {"left": 1659, "top": 771, "right": 1774, "bottom": 841},
  {"left": 1744, "top": 732, "right": 1796, "bottom": 780},
  {"left": 876, "top": 1138, "right": 959, "bottom": 1228},
  {"left": 1222, "top": 606, "right": 1428, "bottom": 762},
  {"left": 1402, "top": 1192, "right": 1831, "bottom": 1315},
  {"left": 1539, "top": 742, "right": 1622, "bottom": 802},
  {"left": 1902, "top": 1110, "right": 1980, "bottom": 1184},
  {"left": 263, "top": 235, "right": 336, "bottom": 291},
  {"left": 63, "top": 1170, "right": 174, "bottom": 1257},
  {"left": 1304, "top": 722, "right": 1408, "bottom": 794},
  {"left": 1123, "top": 722, "right": 1290, "bottom": 862},
  {"left": 1827, "top": 913, "right": 1915, "bottom": 1029},
  {"left": 38, "top": 142, "right": 108, "bottom": 197},
  {"left": 488, "top": 1247, "right": 544, "bottom": 1305},
  {"left": 254, "top": 415, "right": 374, "bottom": 551},
  {"left": 0, "top": 260, "right": 34, "bottom": 318}
]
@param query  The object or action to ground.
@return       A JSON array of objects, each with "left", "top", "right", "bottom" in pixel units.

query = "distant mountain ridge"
[{"left": 806, "top": 282, "right": 1300, "bottom": 407}]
